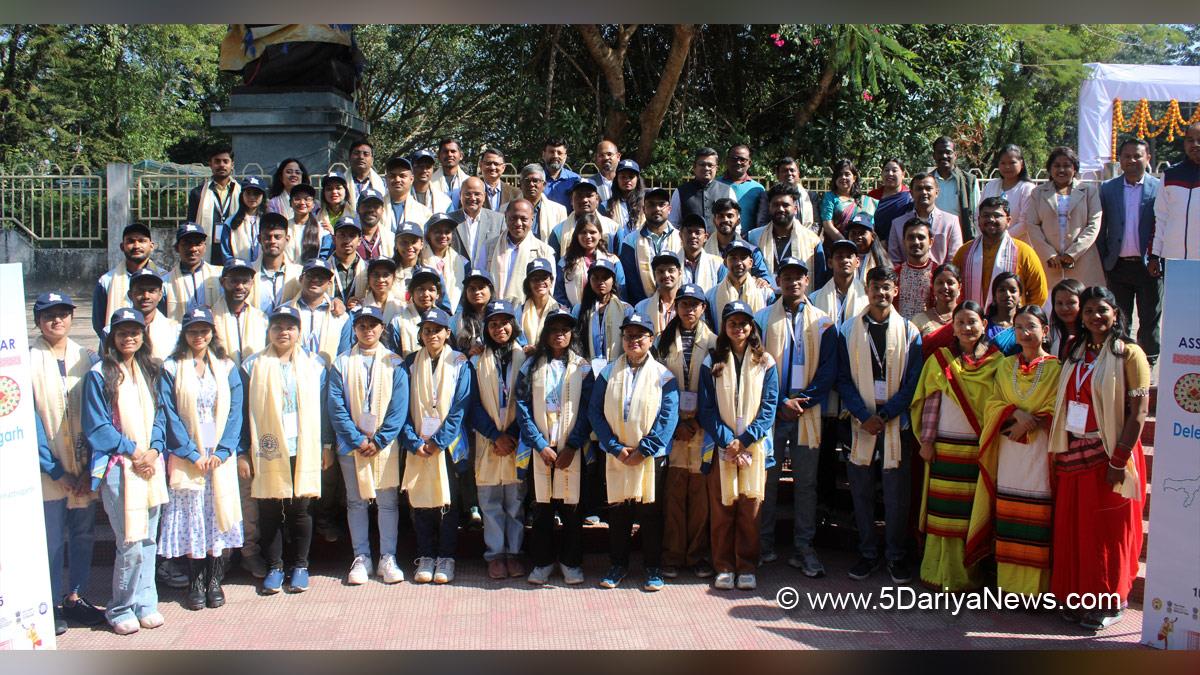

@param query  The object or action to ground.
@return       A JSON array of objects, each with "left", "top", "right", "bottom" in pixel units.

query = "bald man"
[
  {"left": 449, "top": 176, "right": 506, "bottom": 266},
  {"left": 586, "top": 140, "right": 622, "bottom": 202}
]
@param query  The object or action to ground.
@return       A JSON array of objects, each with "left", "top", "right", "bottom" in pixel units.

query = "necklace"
[
  {"left": 1086, "top": 340, "right": 1105, "bottom": 351},
  {"left": 1012, "top": 356, "right": 1046, "bottom": 399}
]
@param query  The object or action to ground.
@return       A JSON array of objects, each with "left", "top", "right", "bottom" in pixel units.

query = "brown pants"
[
  {"left": 662, "top": 467, "right": 710, "bottom": 567},
  {"left": 707, "top": 463, "right": 761, "bottom": 574}
]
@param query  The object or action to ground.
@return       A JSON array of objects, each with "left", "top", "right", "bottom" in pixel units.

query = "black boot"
[
  {"left": 186, "top": 558, "right": 207, "bottom": 610},
  {"left": 205, "top": 555, "right": 226, "bottom": 609}
]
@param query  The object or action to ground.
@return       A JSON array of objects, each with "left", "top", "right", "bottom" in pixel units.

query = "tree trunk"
[
  {"left": 576, "top": 24, "right": 638, "bottom": 143},
  {"left": 791, "top": 61, "right": 839, "bottom": 156},
  {"left": 635, "top": 24, "right": 696, "bottom": 167}
]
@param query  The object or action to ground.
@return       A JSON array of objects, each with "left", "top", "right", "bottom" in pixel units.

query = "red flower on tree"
[{"left": 862, "top": 90, "right": 874, "bottom": 102}]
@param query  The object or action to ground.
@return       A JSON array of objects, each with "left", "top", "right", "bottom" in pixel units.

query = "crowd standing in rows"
[{"left": 35, "top": 123, "right": 1200, "bottom": 637}]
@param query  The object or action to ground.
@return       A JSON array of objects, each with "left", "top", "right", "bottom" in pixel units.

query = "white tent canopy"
[{"left": 1078, "top": 63, "right": 1200, "bottom": 175}]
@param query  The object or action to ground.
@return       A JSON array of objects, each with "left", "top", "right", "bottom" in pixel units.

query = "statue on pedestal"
[{"left": 219, "top": 24, "right": 364, "bottom": 99}]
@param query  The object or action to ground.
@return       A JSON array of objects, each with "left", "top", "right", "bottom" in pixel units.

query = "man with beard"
[
  {"left": 345, "top": 138, "right": 386, "bottom": 211},
  {"left": 717, "top": 144, "right": 765, "bottom": 236},
  {"left": 432, "top": 137, "right": 469, "bottom": 210},
  {"left": 548, "top": 181, "right": 622, "bottom": 258},
  {"left": 186, "top": 144, "right": 240, "bottom": 264},
  {"left": 618, "top": 187, "right": 683, "bottom": 305},
  {"left": 541, "top": 138, "right": 581, "bottom": 210},
  {"left": 703, "top": 198, "right": 773, "bottom": 285},
  {"left": 747, "top": 182, "right": 823, "bottom": 279},
  {"left": 91, "top": 223, "right": 162, "bottom": 339},
  {"left": 669, "top": 147, "right": 737, "bottom": 231}
]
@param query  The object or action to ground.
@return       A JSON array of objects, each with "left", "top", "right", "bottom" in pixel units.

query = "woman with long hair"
[
  {"left": 868, "top": 158, "right": 912, "bottom": 245},
  {"left": 910, "top": 300, "right": 1004, "bottom": 591},
  {"left": 698, "top": 301, "right": 779, "bottom": 591},
  {"left": 419, "top": 215, "right": 470, "bottom": 312},
  {"left": 1049, "top": 278, "right": 1086, "bottom": 360},
  {"left": 1025, "top": 146, "right": 1105, "bottom": 288},
  {"left": 450, "top": 268, "right": 494, "bottom": 358},
  {"left": 656, "top": 284, "right": 718, "bottom": 579},
  {"left": 968, "top": 304, "right": 1061, "bottom": 596},
  {"left": 267, "top": 158, "right": 310, "bottom": 219},
  {"left": 221, "top": 176, "right": 268, "bottom": 262},
  {"left": 159, "top": 307, "right": 244, "bottom": 611},
  {"left": 514, "top": 309, "right": 595, "bottom": 585},
  {"left": 519, "top": 258, "right": 560, "bottom": 353},
  {"left": 317, "top": 172, "right": 350, "bottom": 231},
  {"left": 984, "top": 272, "right": 1024, "bottom": 356},
  {"left": 980, "top": 144, "right": 1036, "bottom": 242},
  {"left": 605, "top": 160, "right": 645, "bottom": 244},
  {"left": 555, "top": 214, "right": 626, "bottom": 308},
  {"left": 1048, "top": 286, "right": 1149, "bottom": 631},
  {"left": 912, "top": 263, "right": 963, "bottom": 338},
  {"left": 572, "top": 259, "right": 632, "bottom": 370},
  {"left": 283, "top": 183, "right": 332, "bottom": 263},
  {"left": 81, "top": 309, "right": 169, "bottom": 635},
  {"left": 819, "top": 158, "right": 877, "bottom": 242}
]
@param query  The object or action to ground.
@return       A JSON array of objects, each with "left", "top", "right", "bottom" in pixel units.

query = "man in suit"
[
  {"left": 478, "top": 148, "right": 520, "bottom": 211},
  {"left": 1099, "top": 138, "right": 1162, "bottom": 365},
  {"left": 186, "top": 144, "right": 241, "bottom": 264},
  {"left": 449, "top": 176, "right": 506, "bottom": 267}
]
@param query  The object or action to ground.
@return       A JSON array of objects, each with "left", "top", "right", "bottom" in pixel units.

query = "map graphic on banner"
[
  {"left": 0, "top": 263, "right": 55, "bottom": 650},
  {"left": 1141, "top": 259, "right": 1200, "bottom": 651}
]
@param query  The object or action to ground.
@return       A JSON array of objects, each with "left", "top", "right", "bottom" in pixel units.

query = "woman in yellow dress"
[
  {"left": 968, "top": 305, "right": 1061, "bottom": 595},
  {"left": 910, "top": 300, "right": 1003, "bottom": 591}
]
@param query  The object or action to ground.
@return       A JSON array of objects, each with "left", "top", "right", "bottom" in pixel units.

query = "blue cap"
[
  {"left": 723, "top": 239, "right": 755, "bottom": 257},
  {"left": 221, "top": 257, "right": 256, "bottom": 277},
  {"left": 394, "top": 221, "right": 424, "bottom": 239},
  {"left": 465, "top": 268, "right": 494, "bottom": 287},
  {"left": 353, "top": 305, "right": 385, "bottom": 325},
  {"left": 829, "top": 239, "right": 858, "bottom": 255},
  {"left": 323, "top": 171, "right": 348, "bottom": 188},
  {"left": 526, "top": 258, "right": 553, "bottom": 277},
  {"left": 616, "top": 159, "right": 641, "bottom": 175},
  {"left": 777, "top": 256, "right": 809, "bottom": 276},
  {"left": 410, "top": 149, "right": 436, "bottom": 164},
  {"left": 358, "top": 187, "right": 385, "bottom": 205},
  {"left": 544, "top": 308, "right": 576, "bottom": 328},
  {"left": 621, "top": 311, "right": 655, "bottom": 335},
  {"left": 722, "top": 300, "right": 755, "bottom": 321},
  {"left": 569, "top": 181, "right": 598, "bottom": 196},
  {"left": 291, "top": 182, "right": 317, "bottom": 199},
  {"left": 419, "top": 307, "right": 452, "bottom": 329},
  {"left": 269, "top": 305, "right": 302, "bottom": 325},
  {"left": 122, "top": 222, "right": 152, "bottom": 238},
  {"left": 34, "top": 290, "right": 75, "bottom": 313},
  {"left": 109, "top": 307, "right": 146, "bottom": 328},
  {"left": 129, "top": 268, "right": 164, "bottom": 288},
  {"left": 587, "top": 258, "right": 618, "bottom": 278},
  {"left": 408, "top": 265, "right": 441, "bottom": 288},
  {"left": 301, "top": 259, "right": 334, "bottom": 278},
  {"left": 485, "top": 299, "right": 517, "bottom": 320},
  {"left": 651, "top": 250, "right": 682, "bottom": 270},
  {"left": 367, "top": 257, "right": 398, "bottom": 273},
  {"left": 847, "top": 211, "right": 874, "bottom": 232},
  {"left": 424, "top": 213, "right": 457, "bottom": 231},
  {"left": 176, "top": 221, "right": 206, "bottom": 242},
  {"left": 675, "top": 283, "right": 707, "bottom": 304},
  {"left": 334, "top": 215, "right": 362, "bottom": 233},
  {"left": 181, "top": 306, "right": 215, "bottom": 329},
  {"left": 240, "top": 176, "right": 268, "bottom": 193}
]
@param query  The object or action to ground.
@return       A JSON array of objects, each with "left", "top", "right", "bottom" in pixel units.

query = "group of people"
[{"left": 35, "top": 124, "right": 1200, "bottom": 638}]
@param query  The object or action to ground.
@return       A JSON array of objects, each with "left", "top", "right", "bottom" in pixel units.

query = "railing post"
[{"left": 106, "top": 163, "right": 132, "bottom": 269}]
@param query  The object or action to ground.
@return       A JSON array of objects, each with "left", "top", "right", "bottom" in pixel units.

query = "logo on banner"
[{"left": 0, "top": 376, "right": 19, "bottom": 417}]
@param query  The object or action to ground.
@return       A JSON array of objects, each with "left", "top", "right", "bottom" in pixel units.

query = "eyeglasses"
[{"left": 622, "top": 334, "right": 650, "bottom": 343}]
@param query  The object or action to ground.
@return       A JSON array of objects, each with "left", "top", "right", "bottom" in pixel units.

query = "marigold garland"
[{"left": 1111, "top": 98, "right": 1200, "bottom": 157}]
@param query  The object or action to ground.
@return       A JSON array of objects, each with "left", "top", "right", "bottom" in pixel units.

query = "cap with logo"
[
  {"left": 353, "top": 305, "right": 385, "bottom": 325},
  {"left": 323, "top": 171, "right": 348, "bottom": 189},
  {"left": 334, "top": 215, "right": 362, "bottom": 233},
  {"left": 544, "top": 308, "right": 577, "bottom": 329},
  {"left": 182, "top": 306, "right": 215, "bottom": 329},
  {"left": 651, "top": 250, "right": 682, "bottom": 270},
  {"left": 616, "top": 159, "right": 641, "bottom": 175},
  {"left": 419, "top": 307, "right": 452, "bottom": 329},
  {"left": 722, "top": 300, "right": 755, "bottom": 321},
  {"left": 569, "top": 181, "right": 598, "bottom": 196},
  {"left": 367, "top": 257, "right": 398, "bottom": 273},
  {"left": 34, "top": 291, "right": 76, "bottom": 314},
  {"left": 408, "top": 265, "right": 441, "bottom": 288},
  {"left": 109, "top": 308, "right": 146, "bottom": 328},
  {"left": 776, "top": 256, "right": 809, "bottom": 276},
  {"left": 675, "top": 283, "right": 707, "bottom": 304},
  {"left": 621, "top": 312, "right": 655, "bottom": 335},
  {"left": 129, "top": 268, "right": 164, "bottom": 288},
  {"left": 847, "top": 211, "right": 875, "bottom": 232},
  {"left": 358, "top": 188, "right": 385, "bottom": 205},
  {"left": 410, "top": 149, "right": 436, "bottom": 165},
  {"left": 221, "top": 258, "right": 256, "bottom": 277},
  {"left": 485, "top": 299, "right": 517, "bottom": 320},
  {"left": 175, "top": 221, "right": 207, "bottom": 242},
  {"left": 269, "top": 305, "right": 302, "bottom": 325},
  {"left": 394, "top": 221, "right": 424, "bottom": 239},
  {"left": 526, "top": 257, "right": 554, "bottom": 277},
  {"left": 301, "top": 259, "right": 334, "bottom": 278},
  {"left": 723, "top": 239, "right": 755, "bottom": 257},
  {"left": 465, "top": 268, "right": 495, "bottom": 287},
  {"left": 240, "top": 175, "right": 268, "bottom": 193},
  {"left": 828, "top": 239, "right": 858, "bottom": 255},
  {"left": 588, "top": 258, "right": 618, "bottom": 278}
]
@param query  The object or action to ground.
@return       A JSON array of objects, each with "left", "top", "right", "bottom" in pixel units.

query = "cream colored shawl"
[
  {"left": 846, "top": 309, "right": 916, "bottom": 469},
  {"left": 145, "top": 315, "right": 181, "bottom": 361},
  {"left": 473, "top": 346, "right": 526, "bottom": 487},
  {"left": 419, "top": 246, "right": 467, "bottom": 309},
  {"left": 195, "top": 179, "right": 241, "bottom": 243},
  {"left": 167, "top": 355, "right": 241, "bottom": 532},
  {"left": 31, "top": 337, "right": 95, "bottom": 506},
  {"left": 530, "top": 354, "right": 590, "bottom": 504},
  {"left": 344, "top": 346, "right": 402, "bottom": 500},
  {"left": 103, "top": 262, "right": 162, "bottom": 325},
  {"left": 165, "top": 264, "right": 223, "bottom": 322},
  {"left": 631, "top": 228, "right": 684, "bottom": 297},
  {"left": 114, "top": 362, "right": 169, "bottom": 542},
  {"left": 602, "top": 355, "right": 670, "bottom": 504},
  {"left": 712, "top": 350, "right": 775, "bottom": 505},
  {"left": 713, "top": 275, "right": 769, "bottom": 322},
  {"left": 519, "top": 298, "right": 560, "bottom": 347},
  {"left": 663, "top": 322, "right": 716, "bottom": 473},
  {"left": 247, "top": 347, "right": 323, "bottom": 499},
  {"left": 761, "top": 301, "right": 832, "bottom": 448},
  {"left": 755, "top": 223, "right": 820, "bottom": 276},
  {"left": 401, "top": 348, "right": 465, "bottom": 508},
  {"left": 212, "top": 295, "right": 268, "bottom": 365},
  {"left": 584, "top": 298, "right": 629, "bottom": 362}
]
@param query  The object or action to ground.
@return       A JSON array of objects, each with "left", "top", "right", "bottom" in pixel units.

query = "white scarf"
[
  {"left": 473, "top": 345, "right": 526, "bottom": 487},
  {"left": 167, "top": 354, "right": 241, "bottom": 532},
  {"left": 114, "top": 361, "right": 169, "bottom": 542},
  {"left": 196, "top": 179, "right": 241, "bottom": 243},
  {"left": 845, "top": 309, "right": 915, "bottom": 469},
  {"left": 401, "top": 348, "right": 465, "bottom": 508},
  {"left": 601, "top": 354, "right": 670, "bottom": 504},
  {"left": 31, "top": 337, "right": 95, "bottom": 506},
  {"left": 344, "top": 346, "right": 402, "bottom": 500},
  {"left": 963, "top": 232, "right": 1018, "bottom": 307},
  {"left": 712, "top": 350, "right": 774, "bottom": 505},
  {"left": 530, "top": 354, "right": 590, "bottom": 504}
]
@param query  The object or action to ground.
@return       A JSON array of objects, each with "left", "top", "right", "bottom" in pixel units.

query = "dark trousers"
[
  {"left": 411, "top": 457, "right": 462, "bottom": 558},
  {"left": 1107, "top": 257, "right": 1162, "bottom": 362},
  {"left": 529, "top": 501, "right": 583, "bottom": 567},
  {"left": 258, "top": 497, "right": 313, "bottom": 570},
  {"left": 315, "top": 459, "right": 346, "bottom": 530},
  {"left": 607, "top": 457, "right": 667, "bottom": 569}
]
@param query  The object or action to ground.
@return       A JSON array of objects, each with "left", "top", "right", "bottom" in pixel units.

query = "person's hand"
[
  {"left": 1059, "top": 254, "right": 1075, "bottom": 269},
  {"left": 862, "top": 415, "right": 885, "bottom": 435},
  {"left": 493, "top": 434, "right": 516, "bottom": 456},
  {"left": 131, "top": 449, "right": 158, "bottom": 479},
  {"left": 68, "top": 473, "right": 91, "bottom": 497},
  {"left": 237, "top": 456, "right": 252, "bottom": 481},
  {"left": 358, "top": 440, "right": 380, "bottom": 458},
  {"left": 419, "top": 442, "right": 438, "bottom": 458},
  {"left": 1106, "top": 464, "right": 1125, "bottom": 488},
  {"left": 675, "top": 418, "right": 697, "bottom": 441},
  {"left": 735, "top": 450, "right": 752, "bottom": 468},
  {"left": 539, "top": 446, "right": 558, "bottom": 466},
  {"left": 322, "top": 445, "right": 335, "bottom": 469},
  {"left": 755, "top": 277, "right": 771, "bottom": 289},
  {"left": 1004, "top": 410, "right": 1037, "bottom": 440},
  {"left": 195, "top": 455, "right": 218, "bottom": 473},
  {"left": 468, "top": 344, "right": 485, "bottom": 358},
  {"left": 919, "top": 442, "right": 935, "bottom": 462},
  {"left": 331, "top": 298, "right": 347, "bottom": 317},
  {"left": 1046, "top": 255, "right": 1061, "bottom": 270},
  {"left": 346, "top": 297, "right": 361, "bottom": 311},
  {"left": 726, "top": 438, "right": 745, "bottom": 456},
  {"left": 523, "top": 344, "right": 536, "bottom": 356},
  {"left": 1149, "top": 257, "right": 1163, "bottom": 279},
  {"left": 555, "top": 446, "right": 576, "bottom": 470},
  {"left": 622, "top": 449, "right": 646, "bottom": 466}
]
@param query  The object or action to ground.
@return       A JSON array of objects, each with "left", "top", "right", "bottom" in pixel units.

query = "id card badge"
[
  {"left": 283, "top": 412, "right": 299, "bottom": 440},
  {"left": 591, "top": 358, "right": 607, "bottom": 376},
  {"left": 358, "top": 412, "right": 378, "bottom": 437},
  {"left": 420, "top": 415, "right": 441, "bottom": 440},
  {"left": 873, "top": 379, "right": 888, "bottom": 403},
  {"left": 680, "top": 392, "right": 698, "bottom": 414},
  {"left": 1065, "top": 401, "right": 1090, "bottom": 434},
  {"left": 736, "top": 416, "right": 746, "bottom": 435},
  {"left": 199, "top": 420, "right": 218, "bottom": 450},
  {"left": 546, "top": 400, "right": 561, "bottom": 414},
  {"left": 790, "top": 366, "right": 806, "bottom": 392}
]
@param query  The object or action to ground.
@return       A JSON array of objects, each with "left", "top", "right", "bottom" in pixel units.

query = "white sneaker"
[
  {"left": 413, "top": 557, "right": 436, "bottom": 583},
  {"left": 714, "top": 572, "right": 735, "bottom": 590},
  {"left": 433, "top": 557, "right": 456, "bottom": 584},
  {"left": 528, "top": 564, "right": 554, "bottom": 585},
  {"left": 560, "top": 563, "right": 585, "bottom": 585},
  {"left": 347, "top": 555, "right": 372, "bottom": 585},
  {"left": 112, "top": 619, "right": 140, "bottom": 635},
  {"left": 378, "top": 555, "right": 404, "bottom": 584},
  {"left": 736, "top": 574, "right": 757, "bottom": 590},
  {"left": 138, "top": 612, "right": 165, "bottom": 629}
]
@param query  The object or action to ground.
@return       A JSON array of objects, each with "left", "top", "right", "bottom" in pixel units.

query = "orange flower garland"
[{"left": 1111, "top": 98, "right": 1200, "bottom": 157}]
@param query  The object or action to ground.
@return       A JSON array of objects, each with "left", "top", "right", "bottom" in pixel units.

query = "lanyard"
[
  {"left": 623, "top": 361, "right": 647, "bottom": 420},
  {"left": 1074, "top": 358, "right": 1097, "bottom": 395},
  {"left": 546, "top": 359, "right": 566, "bottom": 407},
  {"left": 866, "top": 319, "right": 886, "bottom": 375},
  {"left": 495, "top": 351, "right": 511, "bottom": 409},
  {"left": 212, "top": 185, "right": 233, "bottom": 220},
  {"left": 592, "top": 304, "right": 607, "bottom": 357},
  {"left": 361, "top": 354, "right": 376, "bottom": 413},
  {"left": 189, "top": 268, "right": 201, "bottom": 306}
]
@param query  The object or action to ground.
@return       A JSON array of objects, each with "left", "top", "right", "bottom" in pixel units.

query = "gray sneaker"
[
  {"left": 413, "top": 557, "right": 436, "bottom": 583},
  {"left": 560, "top": 563, "right": 585, "bottom": 585},
  {"left": 527, "top": 565, "right": 554, "bottom": 585},
  {"left": 759, "top": 550, "right": 778, "bottom": 564},
  {"left": 788, "top": 549, "right": 826, "bottom": 578},
  {"left": 433, "top": 557, "right": 456, "bottom": 584}
]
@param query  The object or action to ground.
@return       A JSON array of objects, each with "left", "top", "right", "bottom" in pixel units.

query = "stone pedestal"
[{"left": 211, "top": 89, "right": 369, "bottom": 176}]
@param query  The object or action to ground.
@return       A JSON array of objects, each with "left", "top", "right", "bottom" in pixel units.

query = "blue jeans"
[
  {"left": 99, "top": 466, "right": 161, "bottom": 625},
  {"left": 477, "top": 481, "right": 526, "bottom": 560},
  {"left": 338, "top": 453, "right": 400, "bottom": 559},
  {"left": 846, "top": 436, "right": 911, "bottom": 562},
  {"left": 43, "top": 498, "right": 98, "bottom": 602},
  {"left": 759, "top": 421, "right": 820, "bottom": 554}
]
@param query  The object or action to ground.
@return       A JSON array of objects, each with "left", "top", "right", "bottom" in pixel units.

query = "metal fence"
[{"left": 0, "top": 164, "right": 106, "bottom": 248}]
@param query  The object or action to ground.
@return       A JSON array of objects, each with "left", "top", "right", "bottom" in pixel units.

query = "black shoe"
[
  {"left": 186, "top": 558, "right": 207, "bottom": 611},
  {"left": 205, "top": 555, "right": 226, "bottom": 609},
  {"left": 53, "top": 609, "right": 68, "bottom": 636},
  {"left": 60, "top": 595, "right": 106, "bottom": 626},
  {"left": 887, "top": 559, "right": 912, "bottom": 584},
  {"left": 847, "top": 556, "right": 881, "bottom": 580}
]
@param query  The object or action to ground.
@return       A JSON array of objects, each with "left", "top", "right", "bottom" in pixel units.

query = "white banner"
[{"left": 1141, "top": 259, "right": 1200, "bottom": 650}]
